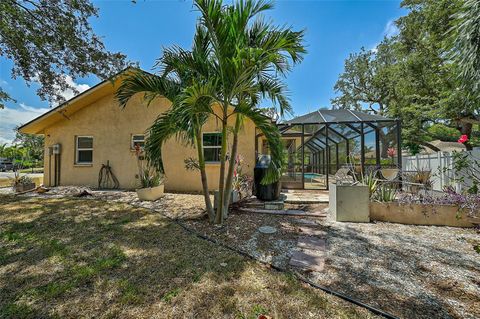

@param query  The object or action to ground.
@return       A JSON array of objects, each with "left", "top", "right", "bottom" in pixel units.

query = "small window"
[
  {"left": 76, "top": 136, "right": 93, "bottom": 164},
  {"left": 203, "top": 133, "right": 222, "bottom": 162},
  {"left": 131, "top": 134, "right": 145, "bottom": 149}
]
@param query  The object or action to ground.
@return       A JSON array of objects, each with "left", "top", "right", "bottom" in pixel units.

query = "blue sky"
[{"left": 0, "top": 0, "right": 404, "bottom": 144}]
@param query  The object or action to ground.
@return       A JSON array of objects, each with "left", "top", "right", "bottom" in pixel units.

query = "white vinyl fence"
[{"left": 402, "top": 148, "right": 480, "bottom": 192}]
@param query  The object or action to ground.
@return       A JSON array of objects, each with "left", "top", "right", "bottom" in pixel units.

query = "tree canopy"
[
  {"left": 332, "top": 0, "right": 480, "bottom": 152},
  {"left": 0, "top": 0, "right": 128, "bottom": 108}
]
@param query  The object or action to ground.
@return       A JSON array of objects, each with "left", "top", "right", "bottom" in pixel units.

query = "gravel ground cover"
[{"left": 311, "top": 219, "right": 480, "bottom": 319}]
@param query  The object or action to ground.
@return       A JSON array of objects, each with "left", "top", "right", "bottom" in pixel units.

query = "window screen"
[{"left": 203, "top": 133, "right": 222, "bottom": 162}]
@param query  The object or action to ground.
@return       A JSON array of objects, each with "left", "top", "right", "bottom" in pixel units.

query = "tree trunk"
[
  {"left": 215, "top": 109, "right": 229, "bottom": 224},
  {"left": 194, "top": 127, "right": 214, "bottom": 222},
  {"left": 457, "top": 120, "right": 473, "bottom": 151},
  {"left": 222, "top": 114, "right": 241, "bottom": 219},
  {"left": 419, "top": 141, "right": 441, "bottom": 152}
]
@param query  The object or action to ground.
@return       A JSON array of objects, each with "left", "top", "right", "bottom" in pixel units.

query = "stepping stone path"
[
  {"left": 294, "top": 218, "right": 317, "bottom": 225},
  {"left": 289, "top": 221, "right": 327, "bottom": 272},
  {"left": 239, "top": 208, "right": 327, "bottom": 217}
]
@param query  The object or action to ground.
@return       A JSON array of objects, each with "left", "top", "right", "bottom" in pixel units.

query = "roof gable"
[{"left": 18, "top": 67, "right": 139, "bottom": 134}]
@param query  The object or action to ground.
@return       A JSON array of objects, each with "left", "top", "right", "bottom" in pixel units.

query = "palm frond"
[{"left": 115, "top": 70, "right": 181, "bottom": 108}]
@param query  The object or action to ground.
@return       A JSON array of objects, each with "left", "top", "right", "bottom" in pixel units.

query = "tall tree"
[
  {"left": 117, "top": 27, "right": 217, "bottom": 221},
  {"left": 121, "top": 0, "right": 305, "bottom": 225},
  {"left": 194, "top": 0, "right": 306, "bottom": 223},
  {"left": 450, "top": 0, "right": 480, "bottom": 95},
  {"left": 448, "top": 0, "right": 480, "bottom": 149},
  {"left": 14, "top": 129, "right": 44, "bottom": 162},
  {"left": 0, "top": 0, "right": 128, "bottom": 108},
  {"left": 333, "top": 0, "right": 478, "bottom": 152}
]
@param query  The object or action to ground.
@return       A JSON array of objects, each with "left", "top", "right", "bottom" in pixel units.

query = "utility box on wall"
[
  {"left": 52, "top": 144, "right": 61, "bottom": 154},
  {"left": 329, "top": 183, "right": 370, "bottom": 222}
]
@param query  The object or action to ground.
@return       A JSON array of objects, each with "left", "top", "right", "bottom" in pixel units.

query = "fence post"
[{"left": 437, "top": 151, "right": 443, "bottom": 190}]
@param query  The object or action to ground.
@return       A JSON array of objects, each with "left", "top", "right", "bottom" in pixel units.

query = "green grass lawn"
[{"left": 0, "top": 196, "right": 377, "bottom": 319}]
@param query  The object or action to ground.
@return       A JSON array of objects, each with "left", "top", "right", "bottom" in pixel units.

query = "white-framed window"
[
  {"left": 131, "top": 134, "right": 145, "bottom": 150},
  {"left": 202, "top": 132, "right": 222, "bottom": 162},
  {"left": 75, "top": 136, "right": 93, "bottom": 164}
]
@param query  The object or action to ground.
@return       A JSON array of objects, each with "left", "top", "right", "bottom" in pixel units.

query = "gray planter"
[
  {"left": 214, "top": 190, "right": 240, "bottom": 211},
  {"left": 328, "top": 183, "right": 370, "bottom": 222}
]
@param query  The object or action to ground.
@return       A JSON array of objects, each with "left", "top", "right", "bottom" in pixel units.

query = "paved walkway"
[
  {"left": 238, "top": 207, "right": 327, "bottom": 217},
  {"left": 282, "top": 190, "right": 329, "bottom": 204},
  {"left": 289, "top": 220, "right": 327, "bottom": 272}
]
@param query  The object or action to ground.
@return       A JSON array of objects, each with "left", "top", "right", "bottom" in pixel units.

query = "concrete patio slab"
[
  {"left": 298, "top": 227, "right": 327, "bottom": 237},
  {"left": 282, "top": 190, "right": 329, "bottom": 204}
]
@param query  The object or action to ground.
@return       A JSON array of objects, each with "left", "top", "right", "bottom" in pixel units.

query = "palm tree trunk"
[
  {"left": 194, "top": 127, "right": 214, "bottom": 222},
  {"left": 215, "top": 109, "right": 229, "bottom": 224},
  {"left": 222, "top": 114, "right": 241, "bottom": 218}
]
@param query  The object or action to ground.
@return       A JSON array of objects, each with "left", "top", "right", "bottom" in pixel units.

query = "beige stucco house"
[{"left": 19, "top": 69, "right": 258, "bottom": 192}]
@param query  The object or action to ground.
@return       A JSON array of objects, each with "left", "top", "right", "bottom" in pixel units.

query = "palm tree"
[
  {"left": 193, "top": 0, "right": 306, "bottom": 223},
  {"left": 117, "top": 0, "right": 305, "bottom": 225},
  {"left": 0, "top": 143, "right": 7, "bottom": 158},
  {"left": 116, "top": 26, "right": 219, "bottom": 222}
]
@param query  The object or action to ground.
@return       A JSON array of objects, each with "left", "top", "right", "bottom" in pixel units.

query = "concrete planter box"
[
  {"left": 370, "top": 202, "right": 475, "bottom": 228},
  {"left": 136, "top": 184, "right": 164, "bottom": 201},
  {"left": 15, "top": 183, "right": 36, "bottom": 193},
  {"left": 214, "top": 190, "right": 240, "bottom": 210},
  {"left": 329, "top": 183, "right": 370, "bottom": 222}
]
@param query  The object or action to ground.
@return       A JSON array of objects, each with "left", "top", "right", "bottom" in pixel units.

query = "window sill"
[{"left": 74, "top": 163, "right": 93, "bottom": 167}]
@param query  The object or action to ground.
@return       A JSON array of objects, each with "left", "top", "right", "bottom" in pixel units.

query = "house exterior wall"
[{"left": 43, "top": 93, "right": 256, "bottom": 192}]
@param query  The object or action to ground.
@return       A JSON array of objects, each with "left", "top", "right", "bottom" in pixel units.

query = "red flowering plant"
[
  {"left": 387, "top": 147, "right": 396, "bottom": 164},
  {"left": 458, "top": 134, "right": 469, "bottom": 144}
]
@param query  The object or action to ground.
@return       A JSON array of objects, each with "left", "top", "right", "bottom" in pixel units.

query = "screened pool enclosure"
[{"left": 255, "top": 109, "right": 402, "bottom": 190}]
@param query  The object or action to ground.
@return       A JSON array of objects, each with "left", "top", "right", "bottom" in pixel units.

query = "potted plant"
[
  {"left": 12, "top": 172, "right": 36, "bottom": 193},
  {"left": 134, "top": 145, "right": 164, "bottom": 201}
]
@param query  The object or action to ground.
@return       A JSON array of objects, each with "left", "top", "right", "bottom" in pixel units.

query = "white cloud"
[
  {"left": 57, "top": 75, "right": 91, "bottom": 101},
  {"left": 0, "top": 75, "right": 90, "bottom": 144},
  {"left": 383, "top": 20, "right": 399, "bottom": 38},
  {"left": 30, "top": 74, "right": 91, "bottom": 105},
  {"left": 0, "top": 103, "right": 50, "bottom": 145},
  {"left": 370, "top": 19, "right": 400, "bottom": 53}
]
